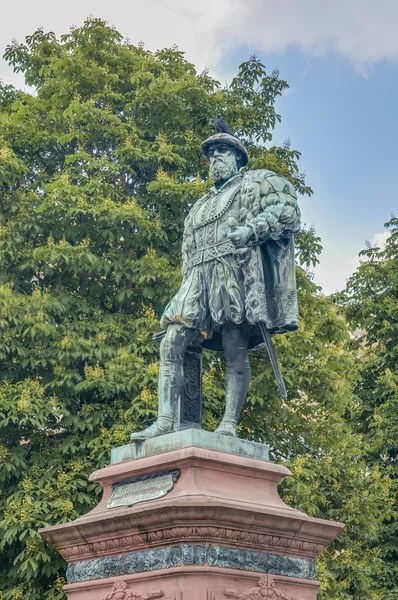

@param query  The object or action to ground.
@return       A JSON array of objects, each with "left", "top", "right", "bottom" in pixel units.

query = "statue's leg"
[
  {"left": 131, "top": 325, "right": 200, "bottom": 440},
  {"left": 215, "top": 321, "right": 251, "bottom": 437}
]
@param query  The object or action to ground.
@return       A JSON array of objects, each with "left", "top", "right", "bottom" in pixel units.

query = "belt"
[{"left": 190, "top": 239, "right": 236, "bottom": 267}]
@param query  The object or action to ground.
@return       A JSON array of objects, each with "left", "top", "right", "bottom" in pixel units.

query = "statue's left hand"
[{"left": 227, "top": 226, "right": 253, "bottom": 248}]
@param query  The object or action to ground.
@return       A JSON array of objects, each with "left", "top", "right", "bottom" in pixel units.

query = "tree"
[
  {"left": 337, "top": 217, "right": 398, "bottom": 599},
  {"left": 0, "top": 17, "right": 388, "bottom": 599}
]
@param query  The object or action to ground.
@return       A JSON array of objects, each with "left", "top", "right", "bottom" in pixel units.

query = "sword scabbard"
[{"left": 259, "top": 323, "right": 287, "bottom": 400}]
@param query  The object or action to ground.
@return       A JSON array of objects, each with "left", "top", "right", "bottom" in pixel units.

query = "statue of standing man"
[{"left": 131, "top": 128, "right": 301, "bottom": 440}]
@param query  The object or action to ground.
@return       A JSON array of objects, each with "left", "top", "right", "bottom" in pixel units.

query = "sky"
[{"left": 1, "top": 0, "right": 397, "bottom": 294}]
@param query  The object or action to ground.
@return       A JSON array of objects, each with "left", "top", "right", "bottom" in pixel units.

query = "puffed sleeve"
[{"left": 242, "top": 171, "right": 301, "bottom": 242}]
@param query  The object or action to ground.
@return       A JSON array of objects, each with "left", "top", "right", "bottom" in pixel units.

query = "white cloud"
[
  {"left": 0, "top": 0, "right": 230, "bottom": 86},
  {"left": 217, "top": 0, "right": 398, "bottom": 70},
  {"left": 2, "top": 0, "right": 398, "bottom": 86},
  {"left": 371, "top": 230, "right": 390, "bottom": 248},
  {"left": 312, "top": 249, "right": 360, "bottom": 296},
  {"left": 313, "top": 229, "right": 392, "bottom": 295}
]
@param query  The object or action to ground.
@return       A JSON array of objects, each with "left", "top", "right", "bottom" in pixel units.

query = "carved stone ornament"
[
  {"left": 222, "top": 574, "right": 304, "bottom": 600},
  {"left": 101, "top": 579, "right": 164, "bottom": 600},
  {"left": 66, "top": 543, "right": 315, "bottom": 585},
  {"left": 62, "top": 527, "right": 323, "bottom": 562}
]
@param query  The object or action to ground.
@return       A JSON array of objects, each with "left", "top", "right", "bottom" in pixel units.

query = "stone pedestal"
[{"left": 40, "top": 430, "right": 343, "bottom": 600}]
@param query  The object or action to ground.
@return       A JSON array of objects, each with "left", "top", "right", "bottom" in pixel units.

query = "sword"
[
  {"left": 258, "top": 322, "right": 287, "bottom": 401},
  {"left": 228, "top": 217, "right": 288, "bottom": 400}
]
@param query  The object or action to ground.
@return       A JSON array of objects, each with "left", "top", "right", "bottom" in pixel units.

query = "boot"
[
  {"left": 130, "top": 415, "right": 174, "bottom": 440},
  {"left": 216, "top": 375, "right": 247, "bottom": 437},
  {"left": 130, "top": 359, "right": 182, "bottom": 441},
  {"left": 215, "top": 399, "right": 244, "bottom": 437},
  {"left": 215, "top": 359, "right": 250, "bottom": 437}
]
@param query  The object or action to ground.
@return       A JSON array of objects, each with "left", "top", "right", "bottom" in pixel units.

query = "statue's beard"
[{"left": 209, "top": 157, "right": 238, "bottom": 182}]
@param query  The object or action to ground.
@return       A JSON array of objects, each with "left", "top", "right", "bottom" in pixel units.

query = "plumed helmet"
[{"left": 200, "top": 133, "right": 249, "bottom": 169}]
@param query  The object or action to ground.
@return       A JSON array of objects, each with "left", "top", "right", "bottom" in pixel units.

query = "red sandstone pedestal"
[{"left": 40, "top": 430, "right": 343, "bottom": 600}]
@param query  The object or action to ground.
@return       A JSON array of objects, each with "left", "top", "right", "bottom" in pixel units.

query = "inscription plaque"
[{"left": 107, "top": 470, "right": 180, "bottom": 509}]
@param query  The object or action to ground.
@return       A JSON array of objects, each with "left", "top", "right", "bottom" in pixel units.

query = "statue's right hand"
[{"left": 227, "top": 225, "right": 254, "bottom": 247}]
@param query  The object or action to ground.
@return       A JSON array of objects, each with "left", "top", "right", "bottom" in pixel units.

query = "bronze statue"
[{"left": 131, "top": 128, "right": 300, "bottom": 440}]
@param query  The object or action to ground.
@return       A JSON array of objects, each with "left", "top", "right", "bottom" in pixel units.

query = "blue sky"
[
  {"left": 1, "top": 0, "right": 396, "bottom": 293},
  {"left": 236, "top": 49, "right": 397, "bottom": 292}
]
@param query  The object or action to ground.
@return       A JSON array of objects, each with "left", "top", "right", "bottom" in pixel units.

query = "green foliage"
[
  {"left": 337, "top": 217, "right": 398, "bottom": 598},
  {"left": 0, "top": 17, "right": 388, "bottom": 599},
  {"left": 204, "top": 266, "right": 389, "bottom": 599}
]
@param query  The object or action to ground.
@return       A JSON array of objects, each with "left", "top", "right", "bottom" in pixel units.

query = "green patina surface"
[
  {"left": 66, "top": 544, "right": 315, "bottom": 584},
  {"left": 111, "top": 428, "right": 269, "bottom": 464},
  {"left": 130, "top": 133, "right": 300, "bottom": 442}
]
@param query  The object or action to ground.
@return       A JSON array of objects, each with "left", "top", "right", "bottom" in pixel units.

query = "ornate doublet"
[
  {"left": 190, "top": 175, "right": 242, "bottom": 268},
  {"left": 161, "top": 169, "right": 301, "bottom": 346}
]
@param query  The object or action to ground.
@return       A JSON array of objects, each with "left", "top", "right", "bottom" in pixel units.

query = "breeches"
[{"left": 160, "top": 322, "right": 251, "bottom": 370}]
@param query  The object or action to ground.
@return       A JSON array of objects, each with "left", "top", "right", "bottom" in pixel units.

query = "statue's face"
[{"left": 208, "top": 143, "right": 239, "bottom": 182}]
